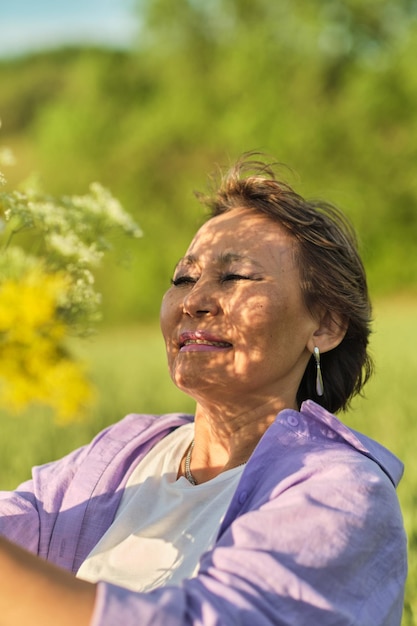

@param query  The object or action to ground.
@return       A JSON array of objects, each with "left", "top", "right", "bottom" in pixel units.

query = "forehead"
[{"left": 184, "top": 208, "right": 296, "bottom": 262}]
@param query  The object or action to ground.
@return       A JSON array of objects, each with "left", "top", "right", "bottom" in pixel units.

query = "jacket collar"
[{"left": 297, "top": 400, "right": 404, "bottom": 487}]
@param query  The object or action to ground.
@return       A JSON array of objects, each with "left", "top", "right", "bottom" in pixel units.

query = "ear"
[{"left": 307, "top": 310, "right": 347, "bottom": 355}]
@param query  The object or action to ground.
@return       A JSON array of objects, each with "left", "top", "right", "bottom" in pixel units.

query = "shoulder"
[
  {"left": 228, "top": 401, "right": 404, "bottom": 528},
  {"left": 211, "top": 406, "right": 407, "bottom": 626},
  {"left": 220, "top": 404, "right": 406, "bottom": 577},
  {"left": 262, "top": 400, "right": 403, "bottom": 487}
]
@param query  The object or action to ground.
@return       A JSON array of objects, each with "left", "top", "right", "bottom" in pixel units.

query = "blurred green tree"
[{"left": 0, "top": 0, "right": 416, "bottom": 322}]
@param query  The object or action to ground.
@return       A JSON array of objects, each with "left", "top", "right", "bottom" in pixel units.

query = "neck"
[
  {"left": 193, "top": 394, "right": 294, "bottom": 443},
  {"left": 180, "top": 397, "right": 292, "bottom": 484}
]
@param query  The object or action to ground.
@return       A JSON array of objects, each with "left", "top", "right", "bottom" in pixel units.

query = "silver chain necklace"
[
  {"left": 185, "top": 440, "right": 197, "bottom": 485},
  {"left": 184, "top": 439, "right": 247, "bottom": 486}
]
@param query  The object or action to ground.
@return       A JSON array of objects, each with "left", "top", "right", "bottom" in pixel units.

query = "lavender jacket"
[{"left": 0, "top": 400, "right": 407, "bottom": 625}]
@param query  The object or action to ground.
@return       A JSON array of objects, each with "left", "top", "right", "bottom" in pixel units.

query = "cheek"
[
  {"left": 159, "top": 291, "right": 179, "bottom": 339},
  {"left": 230, "top": 298, "right": 280, "bottom": 364},
  {"left": 232, "top": 294, "right": 301, "bottom": 357},
  {"left": 234, "top": 294, "right": 282, "bottom": 334}
]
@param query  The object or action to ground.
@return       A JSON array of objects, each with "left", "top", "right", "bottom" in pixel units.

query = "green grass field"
[{"left": 0, "top": 297, "right": 416, "bottom": 624}]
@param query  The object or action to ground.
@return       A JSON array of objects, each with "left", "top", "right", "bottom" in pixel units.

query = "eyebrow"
[{"left": 174, "top": 252, "right": 264, "bottom": 270}]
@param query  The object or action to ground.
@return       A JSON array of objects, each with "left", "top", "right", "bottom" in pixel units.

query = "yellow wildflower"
[
  {"left": 0, "top": 269, "right": 95, "bottom": 421},
  {"left": 1, "top": 131, "right": 140, "bottom": 422}
]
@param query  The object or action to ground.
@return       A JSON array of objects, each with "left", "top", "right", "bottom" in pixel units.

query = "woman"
[{"left": 0, "top": 156, "right": 407, "bottom": 625}]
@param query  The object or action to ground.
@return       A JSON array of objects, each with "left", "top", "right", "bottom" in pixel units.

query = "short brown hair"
[{"left": 197, "top": 154, "right": 373, "bottom": 413}]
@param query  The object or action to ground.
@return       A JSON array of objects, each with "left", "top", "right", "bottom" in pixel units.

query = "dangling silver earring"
[{"left": 313, "top": 346, "right": 324, "bottom": 397}]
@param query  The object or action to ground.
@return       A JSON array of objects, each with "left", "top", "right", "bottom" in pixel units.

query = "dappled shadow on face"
[{"left": 160, "top": 208, "right": 316, "bottom": 420}]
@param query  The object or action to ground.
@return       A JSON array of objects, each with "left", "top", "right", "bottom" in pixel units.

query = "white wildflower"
[
  {"left": 70, "top": 183, "right": 142, "bottom": 238},
  {"left": 1, "top": 125, "right": 141, "bottom": 338},
  {"left": 47, "top": 232, "right": 104, "bottom": 266}
]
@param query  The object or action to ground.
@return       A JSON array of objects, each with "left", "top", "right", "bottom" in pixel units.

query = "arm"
[{"left": 0, "top": 537, "right": 96, "bottom": 626}]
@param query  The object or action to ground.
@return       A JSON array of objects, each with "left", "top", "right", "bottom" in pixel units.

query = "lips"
[{"left": 179, "top": 330, "right": 232, "bottom": 352}]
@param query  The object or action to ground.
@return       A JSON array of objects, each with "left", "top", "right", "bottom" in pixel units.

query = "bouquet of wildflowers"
[{"left": 0, "top": 130, "right": 141, "bottom": 422}]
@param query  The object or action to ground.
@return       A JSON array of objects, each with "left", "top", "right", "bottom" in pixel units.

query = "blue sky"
[{"left": 0, "top": 0, "right": 138, "bottom": 58}]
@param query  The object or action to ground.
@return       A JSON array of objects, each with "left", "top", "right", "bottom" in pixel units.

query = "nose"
[{"left": 182, "top": 280, "right": 220, "bottom": 317}]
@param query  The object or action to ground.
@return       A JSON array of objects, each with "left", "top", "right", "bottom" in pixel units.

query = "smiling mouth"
[{"left": 180, "top": 339, "right": 232, "bottom": 352}]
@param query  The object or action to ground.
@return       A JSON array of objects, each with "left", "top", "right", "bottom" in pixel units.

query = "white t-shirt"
[{"left": 76, "top": 423, "right": 244, "bottom": 591}]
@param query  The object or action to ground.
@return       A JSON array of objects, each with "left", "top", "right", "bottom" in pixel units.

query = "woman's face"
[{"left": 160, "top": 208, "right": 319, "bottom": 410}]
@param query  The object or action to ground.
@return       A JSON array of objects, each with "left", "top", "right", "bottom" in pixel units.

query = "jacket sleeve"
[
  {"left": 0, "top": 414, "right": 134, "bottom": 563},
  {"left": 0, "top": 416, "right": 136, "bottom": 558},
  {"left": 89, "top": 446, "right": 407, "bottom": 626},
  {"left": 0, "top": 444, "right": 89, "bottom": 557}
]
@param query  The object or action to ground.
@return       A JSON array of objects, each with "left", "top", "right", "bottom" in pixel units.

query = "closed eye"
[
  {"left": 221, "top": 274, "right": 252, "bottom": 282},
  {"left": 171, "top": 275, "right": 197, "bottom": 286}
]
